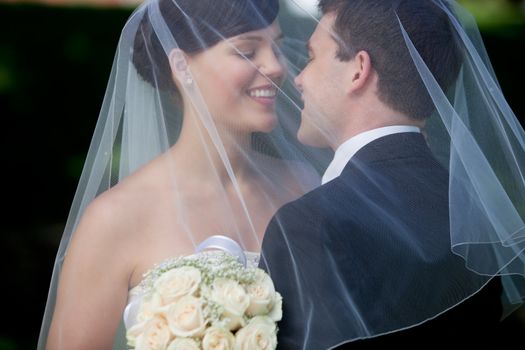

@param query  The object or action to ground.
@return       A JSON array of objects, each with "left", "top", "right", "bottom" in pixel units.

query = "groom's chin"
[{"left": 297, "top": 122, "right": 330, "bottom": 149}]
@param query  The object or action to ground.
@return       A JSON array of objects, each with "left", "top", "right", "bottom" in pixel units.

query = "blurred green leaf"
[
  {"left": 0, "top": 337, "right": 17, "bottom": 350},
  {"left": 459, "top": 0, "right": 525, "bottom": 33},
  {"left": 0, "top": 48, "right": 18, "bottom": 93}
]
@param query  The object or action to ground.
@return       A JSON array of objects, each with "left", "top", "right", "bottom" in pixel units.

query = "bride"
[{"left": 39, "top": 0, "right": 320, "bottom": 348}]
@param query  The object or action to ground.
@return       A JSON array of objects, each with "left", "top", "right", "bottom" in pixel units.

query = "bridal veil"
[
  {"left": 38, "top": 0, "right": 324, "bottom": 348},
  {"left": 39, "top": 0, "right": 525, "bottom": 349}
]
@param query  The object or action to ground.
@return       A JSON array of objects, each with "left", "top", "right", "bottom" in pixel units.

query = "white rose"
[
  {"left": 202, "top": 326, "right": 235, "bottom": 350},
  {"left": 166, "top": 338, "right": 200, "bottom": 350},
  {"left": 126, "top": 319, "right": 147, "bottom": 348},
  {"left": 267, "top": 292, "right": 282, "bottom": 322},
  {"left": 163, "top": 295, "right": 207, "bottom": 338},
  {"left": 133, "top": 316, "right": 172, "bottom": 350},
  {"left": 234, "top": 316, "right": 277, "bottom": 350},
  {"left": 137, "top": 292, "right": 163, "bottom": 323},
  {"left": 210, "top": 278, "right": 250, "bottom": 331},
  {"left": 245, "top": 269, "right": 279, "bottom": 317},
  {"left": 154, "top": 266, "right": 202, "bottom": 305}
]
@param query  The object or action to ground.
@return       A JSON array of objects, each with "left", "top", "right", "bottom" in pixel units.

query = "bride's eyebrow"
[{"left": 233, "top": 32, "right": 285, "bottom": 43}]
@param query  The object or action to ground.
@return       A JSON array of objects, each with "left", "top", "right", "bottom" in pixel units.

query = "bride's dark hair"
[{"left": 133, "top": 0, "right": 279, "bottom": 92}]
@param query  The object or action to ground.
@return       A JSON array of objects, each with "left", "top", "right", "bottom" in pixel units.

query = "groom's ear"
[{"left": 345, "top": 50, "right": 373, "bottom": 94}]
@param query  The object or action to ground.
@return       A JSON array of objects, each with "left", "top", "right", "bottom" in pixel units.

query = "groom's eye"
[
  {"left": 305, "top": 52, "right": 313, "bottom": 64},
  {"left": 305, "top": 55, "right": 313, "bottom": 64}
]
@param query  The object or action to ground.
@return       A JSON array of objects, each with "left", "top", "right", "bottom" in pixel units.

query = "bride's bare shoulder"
[{"left": 75, "top": 158, "right": 169, "bottom": 243}]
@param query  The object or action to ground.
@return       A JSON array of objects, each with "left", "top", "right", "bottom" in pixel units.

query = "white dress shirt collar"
[{"left": 321, "top": 125, "right": 421, "bottom": 184}]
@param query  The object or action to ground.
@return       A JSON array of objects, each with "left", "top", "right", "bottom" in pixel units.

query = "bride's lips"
[{"left": 246, "top": 85, "right": 278, "bottom": 106}]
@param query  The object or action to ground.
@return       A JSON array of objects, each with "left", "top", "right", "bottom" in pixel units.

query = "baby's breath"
[
  {"left": 204, "top": 298, "right": 226, "bottom": 325},
  {"left": 138, "top": 251, "right": 257, "bottom": 294}
]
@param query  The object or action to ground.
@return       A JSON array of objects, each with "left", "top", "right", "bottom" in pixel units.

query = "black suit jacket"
[{"left": 260, "top": 133, "right": 502, "bottom": 349}]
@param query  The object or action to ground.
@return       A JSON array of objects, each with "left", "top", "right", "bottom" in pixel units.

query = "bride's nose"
[{"left": 259, "top": 47, "right": 285, "bottom": 83}]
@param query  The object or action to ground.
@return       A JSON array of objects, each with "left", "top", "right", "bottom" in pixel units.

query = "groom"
[{"left": 260, "top": 0, "right": 503, "bottom": 349}]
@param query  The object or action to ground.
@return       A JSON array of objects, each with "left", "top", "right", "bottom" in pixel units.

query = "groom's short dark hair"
[{"left": 318, "top": 0, "right": 462, "bottom": 120}]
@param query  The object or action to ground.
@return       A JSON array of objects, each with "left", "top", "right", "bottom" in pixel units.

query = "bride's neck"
[{"left": 171, "top": 112, "right": 257, "bottom": 184}]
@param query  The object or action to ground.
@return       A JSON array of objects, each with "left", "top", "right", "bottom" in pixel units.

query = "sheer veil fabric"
[
  {"left": 38, "top": 0, "right": 324, "bottom": 348},
  {"left": 39, "top": 0, "right": 525, "bottom": 349}
]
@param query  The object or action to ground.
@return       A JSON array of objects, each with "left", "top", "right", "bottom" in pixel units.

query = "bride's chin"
[
  {"left": 254, "top": 113, "right": 278, "bottom": 133},
  {"left": 231, "top": 112, "right": 278, "bottom": 134}
]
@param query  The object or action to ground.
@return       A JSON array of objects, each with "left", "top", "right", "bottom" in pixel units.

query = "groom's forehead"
[
  {"left": 310, "top": 14, "right": 340, "bottom": 49},
  {"left": 307, "top": 22, "right": 341, "bottom": 51}
]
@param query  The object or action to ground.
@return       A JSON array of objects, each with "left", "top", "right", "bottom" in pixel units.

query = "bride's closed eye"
[
  {"left": 237, "top": 44, "right": 283, "bottom": 61},
  {"left": 231, "top": 43, "right": 257, "bottom": 59},
  {"left": 236, "top": 50, "right": 256, "bottom": 59}
]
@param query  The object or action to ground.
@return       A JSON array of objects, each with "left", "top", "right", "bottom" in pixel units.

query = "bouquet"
[{"left": 126, "top": 252, "right": 282, "bottom": 350}]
